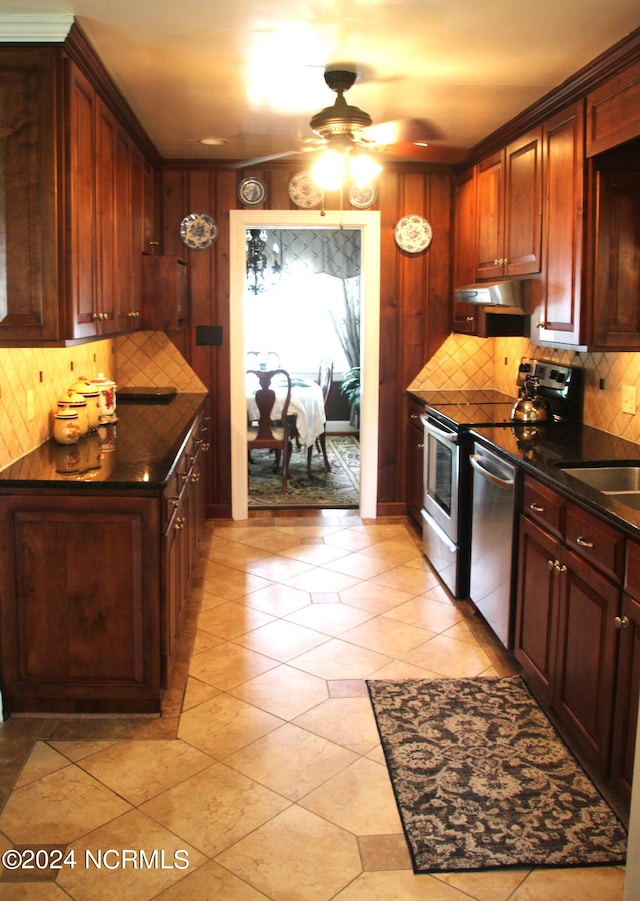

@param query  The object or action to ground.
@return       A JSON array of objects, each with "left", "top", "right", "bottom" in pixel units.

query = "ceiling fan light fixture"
[
  {"left": 349, "top": 152, "right": 382, "bottom": 187},
  {"left": 311, "top": 150, "right": 344, "bottom": 191}
]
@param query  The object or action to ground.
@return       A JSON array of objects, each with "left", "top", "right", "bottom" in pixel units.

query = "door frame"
[{"left": 229, "top": 208, "right": 380, "bottom": 519}]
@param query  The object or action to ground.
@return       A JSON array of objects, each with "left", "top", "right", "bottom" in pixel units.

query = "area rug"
[
  {"left": 248, "top": 435, "right": 359, "bottom": 508},
  {"left": 366, "top": 675, "right": 627, "bottom": 873}
]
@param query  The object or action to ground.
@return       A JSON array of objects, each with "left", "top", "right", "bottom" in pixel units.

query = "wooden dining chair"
[
  {"left": 307, "top": 360, "right": 333, "bottom": 478},
  {"left": 247, "top": 369, "right": 293, "bottom": 492}
]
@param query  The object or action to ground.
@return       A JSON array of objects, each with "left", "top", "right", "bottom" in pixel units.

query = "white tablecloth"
[{"left": 247, "top": 375, "right": 325, "bottom": 446}]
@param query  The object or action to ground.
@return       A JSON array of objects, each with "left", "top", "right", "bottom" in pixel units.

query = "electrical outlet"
[{"left": 622, "top": 385, "right": 637, "bottom": 415}]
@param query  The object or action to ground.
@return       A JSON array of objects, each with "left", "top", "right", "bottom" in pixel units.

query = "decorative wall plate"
[
  {"left": 238, "top": 177, "right": 267, "bottom": 207},
  {"left": 179, "top": 212, "right": 218, "bottom": 250},
  {"left": 348, "top": 182, "right": 377, "bottom": 209},
  {"left": 288, "top": 172, "right": 322, "bottom": 208},
  {"left": 394, "top": 215, "right": 433, "bottom": 253}
]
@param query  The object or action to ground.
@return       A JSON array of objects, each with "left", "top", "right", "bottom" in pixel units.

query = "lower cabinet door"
[
  {"left": 611, "top": 593, "right": 640, "bottom": 806},
  {"left": 0, "top": 496, "right": 161, "bottom": 712},
  {"left": 514, "top": 515, "right": 559, "bottom": 703},
  {"left": 553, "top": 549, "right": 619, "bottom": 771}
]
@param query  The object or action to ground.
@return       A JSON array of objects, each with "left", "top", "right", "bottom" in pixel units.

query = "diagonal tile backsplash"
[
  {"left": 0, "top": 332, "right": 205, "bottom": 472},
  {"left": 410, "top": 334, "right": 640, "bottom": 445}
]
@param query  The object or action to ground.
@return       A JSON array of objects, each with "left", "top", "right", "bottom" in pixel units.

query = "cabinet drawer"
[
  {"left": 565, "top": 502, "right": 625, "bottom": 584},
  {"left": 523, "top": 475, "right": 564, "bottom": 537}
]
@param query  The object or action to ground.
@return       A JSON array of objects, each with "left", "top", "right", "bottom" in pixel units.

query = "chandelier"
[{"left": 246, "top": 229, "right": 281, "bottom": 295}]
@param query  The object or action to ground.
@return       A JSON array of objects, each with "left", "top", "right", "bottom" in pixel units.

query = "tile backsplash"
[
  {"left": 0, "top": 331, "right": 206, "bottom": 472},
  {"left": 410, "top": 333, "right": 640, "bottom": 445}
]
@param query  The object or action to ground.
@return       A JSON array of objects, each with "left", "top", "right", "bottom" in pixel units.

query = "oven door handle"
[
  {"left": 420, "top": 415, "right": 459, "bottom": 446},
  {"left": 469, "top": 454, "right": 515, "bottom": 490}
]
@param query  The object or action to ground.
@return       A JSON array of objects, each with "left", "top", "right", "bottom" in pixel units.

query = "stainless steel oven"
[{"left": 420, "top": 414, "right": 463, "bottom": 597}]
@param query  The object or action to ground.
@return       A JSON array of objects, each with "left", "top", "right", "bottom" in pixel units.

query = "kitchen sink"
[
  {"left": 560, "top": 464, "right": 640, "bottom": 502},
  {"left": 561, "top": 464, "right": 640, "bottom": 492}
]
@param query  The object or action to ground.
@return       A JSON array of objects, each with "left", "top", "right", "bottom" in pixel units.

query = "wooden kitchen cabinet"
[
  {"left": 142, "top": 255, "right": 188, "bottom": 331},
  {"left": 0, "top": 49, "right": 61, "bottom": 343},
  {"left": 531, "top": 101, "right": 586, "bottom": 348},
  {"left": 162, "top": 413, "right": 208, "bottom": 681},
  {"left": 0, "top": 404, "right": 207, "bottom": 714},
  {"left": 0, "top": 494, "right": 161, "bottom": 713},
  {"left": 588, "top": 143, "right": 640, "bottom": 350},
  {"left": 0, "top": 38, "right": 155, "bottom": 346},
  {"left": 452, "top": 168, "right": 478, "bottom": 335},
  {"left": 516, "top": 474, "right": 623, "bottom": 773},
  {"left": 475, "top": 127, "right": 542, "bottom": 281},
  {"left": 406, "top": 396, "right": 425, "bottom": 527},
  {"left": 611, "top": 541, "right": 640, "bottom": 806},
  {"left": 586, "top": 57, "right": 640, "bottom": 156}
]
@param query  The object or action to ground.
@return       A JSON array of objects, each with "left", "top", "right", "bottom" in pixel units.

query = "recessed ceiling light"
[{"left": 198, "top": 136, "right": 228, "bottom": 146}]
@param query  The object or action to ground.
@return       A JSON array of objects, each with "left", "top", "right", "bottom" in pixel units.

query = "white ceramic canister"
[
  {"left": 91, "top": 373, "right": 117, "bottom": 423},
  {"left": 53, "top": 409, "right": 81, "bottom": 445},
  {"left": 57, "top": 391, "right": 89, "bottom": 437},
  {"left": 70, "top": 377, "right": 101, "bottom": 430}
]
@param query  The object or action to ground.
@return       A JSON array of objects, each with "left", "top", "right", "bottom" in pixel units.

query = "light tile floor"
[{"left": 0, "top": 513, "right": 627, "bottom": 900}]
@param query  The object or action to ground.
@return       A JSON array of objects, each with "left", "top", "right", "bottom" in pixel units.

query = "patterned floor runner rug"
[
  {"left": 367, "top": 675, "right": 627, "bottom": 873},
  {"left": 248, "top": 435, "right": 359, "bottom": 508}
]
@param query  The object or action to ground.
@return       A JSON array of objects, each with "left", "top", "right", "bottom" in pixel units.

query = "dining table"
[{"left": 246, "top": 373, "right": 326, "bottom": 448}]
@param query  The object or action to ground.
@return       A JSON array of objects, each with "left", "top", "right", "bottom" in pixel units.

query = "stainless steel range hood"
[{"left": 455, "top": 280, "right": 530, "bottom": 314}]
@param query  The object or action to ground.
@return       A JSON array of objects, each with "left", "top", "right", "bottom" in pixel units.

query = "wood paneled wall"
[{"left": 160, "top": 162, "right": 453, "bottom": 518}]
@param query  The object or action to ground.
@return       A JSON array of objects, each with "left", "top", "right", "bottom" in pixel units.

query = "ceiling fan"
[{"left": 228, "top": 67, "right": 441, "bottom": 169}]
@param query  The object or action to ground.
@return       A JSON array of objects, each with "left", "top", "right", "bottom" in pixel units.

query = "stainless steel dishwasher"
[{"left": 469, "top": 441, "right": 518, "bottom": 649}]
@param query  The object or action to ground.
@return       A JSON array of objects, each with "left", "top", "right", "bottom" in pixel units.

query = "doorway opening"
[{"left": 230, "top": 209, "right": 380, "bottom": 520}]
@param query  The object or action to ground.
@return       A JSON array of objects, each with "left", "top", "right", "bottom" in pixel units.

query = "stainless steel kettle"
[{"left": 510, "top": 376, "right": 552, "bottom": 422}]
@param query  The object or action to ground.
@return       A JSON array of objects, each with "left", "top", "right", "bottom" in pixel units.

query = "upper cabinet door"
[
  {"left": 0, "top": 49, "right": 61, "bottom": 343},
  {"left": 504, "top": 128, "right": 543, "bottom": 276},
  {"left": 475, "top": 150, "right": 504, "bottom": 280},
  {"left": 474, "top": 128, "right": 542, "bottom": 281},
  {"left": 587, "top": 58, "right": 640, "bottom": 156},
  {"left": 532, "top": 101, "right": 585, "bottom": 349}
]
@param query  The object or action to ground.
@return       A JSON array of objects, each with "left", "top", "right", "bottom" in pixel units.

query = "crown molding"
[{"left": 0, "top": 13, "right": 74, "bottom": 42}]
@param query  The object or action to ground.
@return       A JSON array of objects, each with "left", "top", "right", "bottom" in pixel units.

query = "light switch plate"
[{"left": 622, "top": 385, "right": 637, "bottom": 415}]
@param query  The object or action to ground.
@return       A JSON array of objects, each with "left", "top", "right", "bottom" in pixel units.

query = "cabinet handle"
[
  {"left": 530, "top": 502, "right": 545, "bottom": 512},
  {"left": 410, "top": 413, "right": 419, "bottom": 420},
  {"left": 554, "top": 561, "right": 567, "bottom": 574},
  {"left": 615, "top": 615, "right": 630, "bottom": 630},
  {"left": 536, "top": 321, "right": 547, "bottom": 329},
  {"left": 576, "top": 536, "right": 594, "bottom": 548},
  {"left": 174, "top": 516, "right": 185, "bottom": 531},
  {"left": 466, "top": 316, "right": 474, "bottom": 322},
  {"left": 547, "top": 559, "right": 556, "bottom": 571},
  {"left": 418, "top": 442, "right": 424, "bottom": 449},
  {"left": 494, "top": 258, "right": 499, "bottom": 266},
  {"left": 190, "top": 472, "right": 200, "bottom": 483}
]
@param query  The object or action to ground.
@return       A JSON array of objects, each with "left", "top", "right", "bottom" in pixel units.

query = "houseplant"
[{"left": 340, "top": 366, "right": 361, "bottom": 427}]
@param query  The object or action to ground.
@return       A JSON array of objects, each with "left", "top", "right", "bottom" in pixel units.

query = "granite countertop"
[
  {"left": 0, "top": 393, "right": 207, "bottom": 491},
  {"left": 471, "top": 422, "right": 640, "bottom": 540}
]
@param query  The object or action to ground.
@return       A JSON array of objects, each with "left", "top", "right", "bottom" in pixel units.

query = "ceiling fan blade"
[
  {"left": 225, "top": 148, "right": 306, "bottom": 169},
  {"left": 363, "top": 117, "right": 445, "bottom": 146}
]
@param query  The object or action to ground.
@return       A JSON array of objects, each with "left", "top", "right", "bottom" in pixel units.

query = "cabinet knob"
[
  {"left": 547, "top": 559, "right": 556, "bottom": 571},
  {"left": 576, "top": 536, "right": 594, "bottom": 549},
  {"left": 190, "top": 472, "right": 200, "bottom": 483},
  {"left": 553, "top": 561, "right": 567, "bottom": 574},
  {"left": 615, "top": 615, "right": 630, "bottom": 630},
  {"left": 536, "top": 321, "right": 547, "bottom": 329},
  {"left": 174, "top": 516, "right": 185, "bottom": 531},
  {"left": 410, "top": 413, "right": 418, "bottom": 420},
  {"left": 466, "top": 316, "right": 474, "bottom": 322}
]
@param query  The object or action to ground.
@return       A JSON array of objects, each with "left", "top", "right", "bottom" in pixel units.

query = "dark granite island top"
[{"left": 0, "top": 393, "right": 207, "bottom": 491}]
